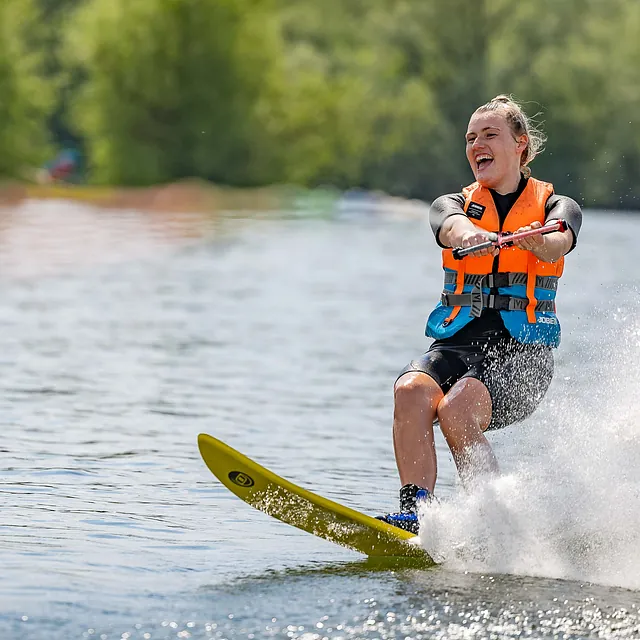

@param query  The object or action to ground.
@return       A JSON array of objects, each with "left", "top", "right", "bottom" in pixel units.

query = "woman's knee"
[{"left": 394, "top": 372, "right": 442, "bottom": 409}]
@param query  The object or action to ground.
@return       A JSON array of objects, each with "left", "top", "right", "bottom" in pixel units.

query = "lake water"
[{"left": 1, "top": 200, "right": 640, "bottom": 639}]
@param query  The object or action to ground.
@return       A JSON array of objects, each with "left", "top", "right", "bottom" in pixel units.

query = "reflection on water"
[
  {"left": 1, "top": 200, "right": 639, "bottom": 638},
  {"left": 0, "top": 200, "right": 226, "bottom": 278}
]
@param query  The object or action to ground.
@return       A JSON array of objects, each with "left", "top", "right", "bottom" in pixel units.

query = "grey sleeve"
[
  {"left": 429, "top": 193, "right": 467, "bottom": 248},
  {"left": 545, "top": 194, "right": 582, "bottom": 253}
]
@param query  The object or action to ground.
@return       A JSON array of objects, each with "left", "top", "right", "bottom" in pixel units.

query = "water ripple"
[{"left": 0, "top": 203, "right": 638, "bottom": 638}]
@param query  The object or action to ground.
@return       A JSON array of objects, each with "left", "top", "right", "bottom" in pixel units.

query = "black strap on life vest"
[
  {"left": 443, "top": 271, "right": 558, "bottom": 291},
  {"left": 440, "top": 292, "right": 556, "bottom": 318}
]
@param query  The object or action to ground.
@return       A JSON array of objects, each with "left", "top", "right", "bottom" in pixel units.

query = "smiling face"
[{"left": 465, "top": 110, "right": 528, "bottom": 194}]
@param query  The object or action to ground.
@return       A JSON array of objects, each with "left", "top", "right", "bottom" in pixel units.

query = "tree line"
[{"left": 2, "top": 0, "right": 639, "bottom": 208}]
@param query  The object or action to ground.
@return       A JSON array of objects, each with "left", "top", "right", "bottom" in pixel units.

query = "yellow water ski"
[{"left": 198, "top": 433, "right": 433, "bottom": 561}]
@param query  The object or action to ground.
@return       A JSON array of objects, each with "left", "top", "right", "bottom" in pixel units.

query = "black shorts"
[{"left": 397, "top": 331, "right": 554, "bottom": 431}]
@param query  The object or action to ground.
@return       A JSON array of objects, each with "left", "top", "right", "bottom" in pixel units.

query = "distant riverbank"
[{"left": 0, "top": 179, "right": 429, "bottom": 221}]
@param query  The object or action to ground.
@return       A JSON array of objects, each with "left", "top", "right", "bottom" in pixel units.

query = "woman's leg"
[
  {"left": 436, "top": 377, "right": 499, "bottom": 485},
  {"left": 392, "top": 372, "right": 444, "bottom": 493}
]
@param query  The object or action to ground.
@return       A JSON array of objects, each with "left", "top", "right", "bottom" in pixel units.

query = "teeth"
[{"left": 476, "top": 154, "right": 493, "bottom": 162}]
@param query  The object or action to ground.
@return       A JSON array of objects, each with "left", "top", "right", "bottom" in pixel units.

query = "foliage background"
[{"left": 2, "top": 0, "right": 639, "bottom": 208}]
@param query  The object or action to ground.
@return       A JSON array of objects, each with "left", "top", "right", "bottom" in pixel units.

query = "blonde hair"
[{"left": 474, "top": 94, "right": 546, "bottom": 178}]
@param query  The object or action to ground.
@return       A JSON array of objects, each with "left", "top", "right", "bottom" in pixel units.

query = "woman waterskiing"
[{"left": 379, "top": 95, "right": 582, "bottom": 533}]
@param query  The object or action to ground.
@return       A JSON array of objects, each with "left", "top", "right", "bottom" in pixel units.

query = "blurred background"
[
  {"left": 3, "top": 2, "right": 640, "bottom": 640},
  {"left": 1, "top": 0, "right": 639, "bottom": 208}
]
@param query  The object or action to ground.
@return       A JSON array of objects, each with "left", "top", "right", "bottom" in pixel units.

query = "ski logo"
[{"left": 229, "top": 471, "right": 255, "bottom": 487}]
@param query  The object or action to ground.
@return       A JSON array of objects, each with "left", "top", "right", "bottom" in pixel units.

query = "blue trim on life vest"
[{"left": 426, "top": 269, "right": 561, "bottom": 347}]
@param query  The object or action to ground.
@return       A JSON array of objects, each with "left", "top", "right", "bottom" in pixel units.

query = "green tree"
[
  {"left": 65, "top": 0, "right": 283, "bottom": 186},
  {"left": 492, "top": 0, "right": 640, "bottom": 208},
  {"left": 38, "top": 0, "right": 86, "bottom": 149},
  {"left": 0, "top": 0, "right": 53, "bottom": 179},
  {"left": 270, "top": 0, "right": 447, "bottom": 196}
]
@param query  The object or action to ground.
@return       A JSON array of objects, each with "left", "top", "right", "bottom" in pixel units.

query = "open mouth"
[{"left": 475, "top": 154, "right": 494, "bottom": 171}]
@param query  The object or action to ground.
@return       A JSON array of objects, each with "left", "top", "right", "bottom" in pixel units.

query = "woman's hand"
[
  {"left": 513, "top": 220, "right": 545, "bottom": 253},
  {"left": 513, "top": 220, "right": 572, "bottom": 262},
  {"left": 441, "top": 216, "right": 498, "bottom": 257},
  {"left": 458, "top": 229, "right": 499, "bottom": 258}
]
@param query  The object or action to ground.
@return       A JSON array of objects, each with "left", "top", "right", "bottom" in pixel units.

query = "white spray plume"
[{"left": 419, "top": 314, "right": 640, "bottom": 589}]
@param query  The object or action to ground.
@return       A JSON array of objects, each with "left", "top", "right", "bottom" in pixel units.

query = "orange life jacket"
[{"left": 426, "top": 177, "right": 564, "bottom": 346}]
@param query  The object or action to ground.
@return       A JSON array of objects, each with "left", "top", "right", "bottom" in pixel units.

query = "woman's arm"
[
  {"left": 513, "top": 195, "right": 582, "bottom": 262},
  {"left": 430, "top": 194, "right": 498, "bottom": 257}
]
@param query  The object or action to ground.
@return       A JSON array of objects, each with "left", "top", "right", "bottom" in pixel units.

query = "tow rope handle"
[{"left": 452, "top": 219, "right": 568, "bottom": 260}]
